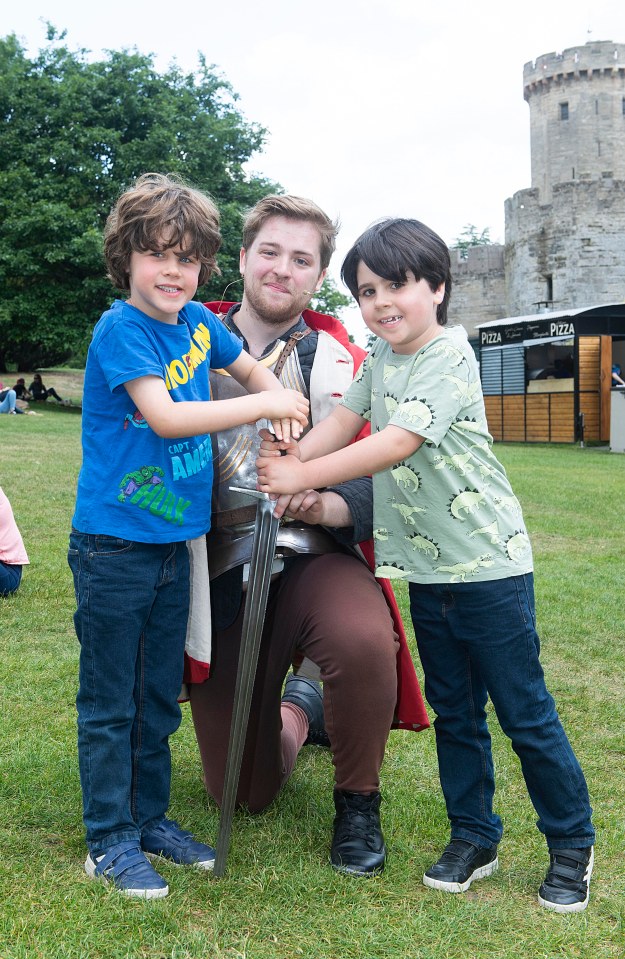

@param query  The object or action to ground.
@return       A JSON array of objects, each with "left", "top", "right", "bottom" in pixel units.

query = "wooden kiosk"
[{"left": 476, "top": 304, "right": 625, "bottom": 444}]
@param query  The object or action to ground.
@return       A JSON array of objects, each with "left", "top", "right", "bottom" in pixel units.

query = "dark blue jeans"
[
  {"left": 68, "top": 531, "right": 190, "bottom": 856},
  {"left": 0, "top": 560, "right": 22, "bottom": 596},
  {"left": 409, "top": 574, "right": 594, "bottom": 851}
]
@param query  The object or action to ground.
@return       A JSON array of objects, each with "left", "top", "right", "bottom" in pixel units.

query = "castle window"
[
  {"left": 622, "top": 97, "right": 625, "bottom": 116},
  {"left": 560, "top": 101, "right": 569, "bottom": 120}
]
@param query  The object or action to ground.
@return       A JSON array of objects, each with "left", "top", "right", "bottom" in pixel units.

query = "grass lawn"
[{"left": 1, "top": 410, "right": 623, "bottom": 959}]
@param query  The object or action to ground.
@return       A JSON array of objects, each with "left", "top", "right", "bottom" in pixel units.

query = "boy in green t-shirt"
[{"left": 256, "top": 217, "right": 595, "bottom": 913}]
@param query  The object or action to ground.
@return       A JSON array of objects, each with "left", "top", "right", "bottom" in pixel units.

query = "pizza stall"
[{"left": 476, "top": 304, "right": 625, "bottom": 445}]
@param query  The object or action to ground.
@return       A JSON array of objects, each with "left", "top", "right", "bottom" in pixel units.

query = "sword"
[{"left": 213, "top": 486, "right": 280, "bottom": 877}]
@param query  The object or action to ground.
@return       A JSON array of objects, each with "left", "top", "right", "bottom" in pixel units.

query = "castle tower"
[
  {"left": 524, "top": 41, "right": 625, "bottom": 202},
  {"left": 504, "top": 40, "right": 625, "bottom": 317}
]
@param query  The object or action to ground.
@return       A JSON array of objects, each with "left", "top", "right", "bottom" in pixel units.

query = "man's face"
[{"left": 240, "top": 215, "right": 326, "bottom": 325}]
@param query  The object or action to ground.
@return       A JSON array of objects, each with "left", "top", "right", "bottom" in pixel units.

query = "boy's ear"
[
  {"left": 239, "top": 247, "right": 246, "bottom": 275},
  {"left": 434, "top": 283, "right": 445, "bottom": 304}
]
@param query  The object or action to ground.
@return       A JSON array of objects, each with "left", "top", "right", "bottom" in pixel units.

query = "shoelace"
[{"left": 335, "top": 803, "right": 379, "bottom": 845}]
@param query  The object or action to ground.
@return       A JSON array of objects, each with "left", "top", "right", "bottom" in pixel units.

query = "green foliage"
[
  {"left": 452, "top": 223, "right": 492, "bottom": 259},
  {"left": 0, "top": 28, "right": 279, "bottom": 371},
  {"left": 1, "top": 422, "right": 623, "bottom": 958}
]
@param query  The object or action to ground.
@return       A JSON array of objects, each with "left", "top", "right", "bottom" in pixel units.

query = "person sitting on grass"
[
  {"left": 29, "top": 373, "right": 64, "bottom": 403},
  {"left": 12, "top": 378, "right": 32, "bottom": 401},
  {"left": 257, "top": 216, "right": 595, "bottom": 914},
  {"left": 68, "top": 172, "right": 309, "bottom": 900},
  {"left": 11, "top": 378, "right": 32, "bottom": 412},
  {"left": 0, "top": 386, "right": 21, "bottom": 414},
  {"left": 0, "top": 486, "right": 29, "bottom": 596}
]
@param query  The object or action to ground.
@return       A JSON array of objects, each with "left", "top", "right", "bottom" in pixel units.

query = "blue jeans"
[
  {"left": 0, "top": 389, "right": 16, "bottom": 413},
  {"left": 0, "top": 560, "right": 23, "bottom": 595},
  {"left": 68, "top": 531, "right": 190, "bottom": 856},
  {"left": 409, "top": 574, "right": 594, "bottom": 851}
]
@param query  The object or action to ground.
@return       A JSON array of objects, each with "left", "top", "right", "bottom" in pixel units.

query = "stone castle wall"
[
  {"left": 456, "top": 40, "right": 625, "bottom": 329},
  {"left": 523, "top": 41, "right": 625, "bottom": 200},
  {"left": 505, "top": 179, "right": 625, "bottom": 316},
  {"left": 448, "top": 246, "right": 506, "bottom": 338}
]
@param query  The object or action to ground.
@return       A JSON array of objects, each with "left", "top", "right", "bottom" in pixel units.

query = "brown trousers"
[{"left": 190, "top": 553, "right": 399, "bottom": 812}]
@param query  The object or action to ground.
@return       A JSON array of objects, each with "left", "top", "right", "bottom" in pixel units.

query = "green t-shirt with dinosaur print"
[{"left": 341, "top": 325, "right": 534, "bottom": 584}]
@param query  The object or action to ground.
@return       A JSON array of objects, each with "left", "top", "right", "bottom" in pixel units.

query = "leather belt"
[{"left": 212, "top": 505, "right": 257, "bottom": 528}]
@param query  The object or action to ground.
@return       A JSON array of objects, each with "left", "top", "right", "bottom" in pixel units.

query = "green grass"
[{"left": 1, "top": 413, "right": 623, "bottom": 958}]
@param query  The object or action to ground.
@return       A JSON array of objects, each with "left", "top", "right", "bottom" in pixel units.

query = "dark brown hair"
[{"left": 341, "top": 218, "right": 452, "bottom": 325}]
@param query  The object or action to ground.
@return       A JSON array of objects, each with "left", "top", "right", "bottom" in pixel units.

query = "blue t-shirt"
[{"left": 72, "top": 299, "right": 242, "bottom": 543}]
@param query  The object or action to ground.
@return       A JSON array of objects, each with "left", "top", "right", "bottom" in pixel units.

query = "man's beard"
[{"left": 246, "top": 284, "right": 311, "bottom": 326}]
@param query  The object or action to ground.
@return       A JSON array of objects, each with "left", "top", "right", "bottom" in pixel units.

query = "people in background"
[
  {"left": 0, "top": 486, "right": 29, "bottom": 596},
  {"left": 0, "top": 385, "right": 18, "bottom": 414},
  {"left": 611, "top": 364, "right": 625, "bottom": 388},
  {"left": 29, "top": 373, "right": 64, "bottom": 403},
  {"left": 13, "top": 378, "right": 32, "bottom": 401}
]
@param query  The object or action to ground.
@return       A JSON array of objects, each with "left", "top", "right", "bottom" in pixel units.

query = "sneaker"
[
  {"left": 538, "top": 846, "right": 594, "bottom": 913},
  {"left": 331, "top": 788, "right": 386, "bottom": 876},
  {"left": 85, "top": 840, "right": 168, "bottom": 898},
  {"left": 282, "top": 673, "right": 330, "bottom": 747},
  {"left": 423, "top": 839, "right": 498, "bottom": 893},
  {"left": 141, "top": 818, "right": 215, "bottom": 870}
]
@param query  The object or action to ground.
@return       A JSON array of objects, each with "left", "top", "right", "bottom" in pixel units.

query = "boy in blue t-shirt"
[
  {"left": 69, "top": 173, "right": 308, "bottom": 899},
  {"left": 257, "top": 217, "right": 595, "bottom": 914}
]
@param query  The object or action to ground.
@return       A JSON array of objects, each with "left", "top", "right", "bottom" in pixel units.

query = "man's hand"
[{"left": 271, "top": 489, "right": 326, "bottom": 521}]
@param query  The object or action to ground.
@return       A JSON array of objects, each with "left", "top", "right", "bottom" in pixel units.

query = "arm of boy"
[
  {"left": 225, "top": 350, "right": 308, "bottom": 441},
  {"left": 125, "top": 358, "right": 308, "bottom": 442},
  {"left": 256, "top": 406, "right": 424, "bottom": 495}
]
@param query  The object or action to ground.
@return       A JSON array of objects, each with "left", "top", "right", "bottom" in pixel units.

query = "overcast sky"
[{"left": 5, "top": 1, "right": 625, "bottom": 341}]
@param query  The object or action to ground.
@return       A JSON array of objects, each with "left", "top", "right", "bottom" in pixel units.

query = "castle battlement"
[
  {"left": 524, "top": 40, "right": 625, "bottom": 97},
  {"left": 449, "top": 39, "right": 625, "bottom": 332}
]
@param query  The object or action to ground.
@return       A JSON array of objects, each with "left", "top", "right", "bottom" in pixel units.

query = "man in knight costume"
[{"left": 188, "top": 195, "right": 428, "bottom": 876}]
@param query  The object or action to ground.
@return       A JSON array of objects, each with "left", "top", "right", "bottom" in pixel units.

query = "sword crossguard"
[{"left": 229, "top": 485, "right": 272, "bottom": 503}]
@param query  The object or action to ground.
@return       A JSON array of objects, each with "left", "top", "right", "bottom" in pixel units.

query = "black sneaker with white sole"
[
  {"left": 538, "top": 846, "right": 594, "bottom": 913},
  {"left": 423, "top": 839, "right": 499, "bottom": 893}
]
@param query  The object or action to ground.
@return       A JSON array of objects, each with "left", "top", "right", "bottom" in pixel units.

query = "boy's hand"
[
  {"left": 256, "top": 457, "right": 308, "bottom": 496},
  {"left": 256, "top": 451, "right": 309, "bottom": 496},
  {"left": 260, "top": 390, "right": 309, "bottom": 443},
  {"left": 257, "top": 428, "right": 302, "bottom": 460}
]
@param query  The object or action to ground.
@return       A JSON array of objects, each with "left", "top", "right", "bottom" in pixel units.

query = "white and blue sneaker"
[
  {"left": 85, "top": 840, "right": 169, "bottom": 898},
  {"left": 141, "top": 818, "right": 216, "bottom": 870}
]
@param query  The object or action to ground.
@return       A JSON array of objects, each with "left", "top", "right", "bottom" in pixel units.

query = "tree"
[
  {"left": 0, "top": 28, "right": 278, "bottom": 371},
  {"left": 452, "top": 224, "right": 492, "bottom": 260}
]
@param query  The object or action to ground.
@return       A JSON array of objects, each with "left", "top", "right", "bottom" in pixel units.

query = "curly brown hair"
[{"left": 104, "top": 173, "right": 222, "bottom": 291}]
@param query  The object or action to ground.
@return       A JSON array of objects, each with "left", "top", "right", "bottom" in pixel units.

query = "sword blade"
[{"left": 213, "top": 492, "right": 280, "bottom": 877}]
